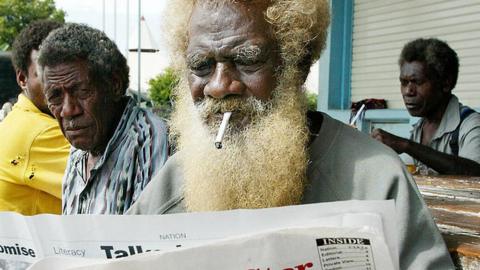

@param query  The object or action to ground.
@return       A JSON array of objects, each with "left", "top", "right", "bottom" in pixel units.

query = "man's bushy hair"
[
  {"left": 11, "top": 20, "right": 62, "bottom": 74},
  {"left": 399, "top": 38, "right": 459, "bottom": 90},
  {"left": 38, "top": 23, "right": 129, "bottom": 95}
]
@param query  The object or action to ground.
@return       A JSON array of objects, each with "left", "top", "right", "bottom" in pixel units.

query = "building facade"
[{"left": 319, "top": 0, "right": 480, "bottom": 138}]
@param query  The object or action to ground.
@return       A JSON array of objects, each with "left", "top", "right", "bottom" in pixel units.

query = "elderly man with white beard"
[{"left": 128, "top": 0, "right": 454, "bottom": 268}]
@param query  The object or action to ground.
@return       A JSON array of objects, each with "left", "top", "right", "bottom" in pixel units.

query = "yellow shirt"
[{"left": 0, "top": 94, "right": 70, "bottom": 215}]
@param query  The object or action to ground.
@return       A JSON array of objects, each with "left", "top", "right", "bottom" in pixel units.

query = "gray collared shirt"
[
  {"left": 410, "top": 95, "right": 480, "bottom": 174},
  {"left": 128, "top": 113, "right": 454, "bottom": 269},
  {"left": 62, "top": 97, "right": 169, "bottom": 214}
]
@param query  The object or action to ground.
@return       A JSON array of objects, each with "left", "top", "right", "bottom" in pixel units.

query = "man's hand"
[{"left": 371, "top": 128, "right": 408, "bottom": 153}]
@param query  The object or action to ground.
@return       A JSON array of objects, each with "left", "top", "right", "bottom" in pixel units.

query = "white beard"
[{"left": 170, "top": 74, "right": 309, "bottom": 212}]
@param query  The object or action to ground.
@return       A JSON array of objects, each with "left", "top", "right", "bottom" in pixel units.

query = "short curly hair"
[
  {"left": 399, "top": 38, "right": 459, "bottom": 90},
  {"left": 38, "top": 23, "right": 129, "bottom": 95},
  {"left": 11, "top": 20, "right": 63, "bottom": 74},
  {"left": 165, "top": 0, "right": 330, "bottom": 83}
]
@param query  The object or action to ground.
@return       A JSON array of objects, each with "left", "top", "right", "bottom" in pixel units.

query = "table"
[{"left": 414, "top": 175, "right": 480, "bottom": 270}]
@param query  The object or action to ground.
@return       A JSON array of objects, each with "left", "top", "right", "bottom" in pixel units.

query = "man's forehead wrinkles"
[
  {"left": 45, "top": 69, "right": 82, "bottom": 86},
  {"left": 189, "top": 35, "right": 266, "bottom": 53},
  {"left": 47, "top": 71, "right": 78, "bottom": 80},
  {"left": 401, "top": 69, "right": 424, "bottom": 78},
  {"left": 192, "top": 17, "right": 257, "bottom": 39},
  {"left": 197, "top": 31, "right": 247, "bottom": 46}
]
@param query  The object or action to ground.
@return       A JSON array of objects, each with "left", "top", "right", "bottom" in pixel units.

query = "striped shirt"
[{"left": 62, "top": 97, "right": 168, "bottom": 214}]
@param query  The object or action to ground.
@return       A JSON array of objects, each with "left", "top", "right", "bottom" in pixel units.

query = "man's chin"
[
  {"left": 406, "top": 108, "right": 423, "bottom": 117},
  {"left": 69, "top": 139, "right": 94, "bottom": 152}
]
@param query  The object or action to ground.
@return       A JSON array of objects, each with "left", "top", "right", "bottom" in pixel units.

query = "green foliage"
[
  {"left": 148, "top": 67, "right": 179, "bottom": 119},
  {"left": 306, "top": 92, "right": 318, "bottom": 111},
  {"left": 0, "top": 0, "right": 65, "bottom": 50}
]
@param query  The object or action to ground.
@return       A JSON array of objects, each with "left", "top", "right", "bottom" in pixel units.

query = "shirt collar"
[
  {"left": 432, "top": 95, "right": 460, "bottom": 140},
  {"left": 14, "top": 93, "right": 42, "bottom": 114}
]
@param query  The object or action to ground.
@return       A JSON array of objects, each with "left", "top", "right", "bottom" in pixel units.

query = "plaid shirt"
[{"left": 62, "top": 97, "right": 168, "bottom": 214}]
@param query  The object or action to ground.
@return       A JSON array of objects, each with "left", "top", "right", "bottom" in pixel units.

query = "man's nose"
[
  {"left": 403, "top": 82, "right": 416, "bottom": 96},
  {"left": 204, "top": 63, "right": 246, "bottom": 99},
  {"left": 60, "top": 93, "right": 82, "bottom": 118}
]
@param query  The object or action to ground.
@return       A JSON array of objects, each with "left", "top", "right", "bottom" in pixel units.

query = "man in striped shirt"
[{"left": 38, "top": 23, "right": 169, "bottom": 214}]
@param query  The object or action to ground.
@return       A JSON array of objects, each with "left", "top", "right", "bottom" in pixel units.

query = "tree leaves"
[{"left": 0, "top": 0, "right": 65, "bottom": 50}]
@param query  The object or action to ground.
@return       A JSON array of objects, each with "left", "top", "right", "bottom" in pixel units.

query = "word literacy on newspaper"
[
  {"left": 52, "top": 247, "right": 85, "bottom": 257},
  {"left": 52, "top": 232, "right": 188, "bottom": 259}
]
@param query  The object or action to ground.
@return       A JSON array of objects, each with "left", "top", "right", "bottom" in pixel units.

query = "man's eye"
[
  {"left": 191, "top": 62, "right": 210, "bottom": 70},
  {"left": 235, "top": 55, "right": 265, "bottom": 70},
  {"left": 237, "top": 61, "right": 262, "bottom": 73},
  {"left": 400, "top": 79, "right": 408, "bottom": 86},
  {"left": 47, "top": 91, "right": 63, "bottom": 105},
  {"left": 190, "top": 61, "right": 213, "bottom": 76},
  {"left": 76, "top": 88, "right": 92, "bottom": 99},
  {"left": 415, "top": 79, "right": 425, "bottom": 85}
]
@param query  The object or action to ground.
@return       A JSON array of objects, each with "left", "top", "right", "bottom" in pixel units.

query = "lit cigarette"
[
  {"left": 215, "top": 112, "right": 232, "bottom": 149},
  {"left": 350, "top": 104, "right": 366, "bottom": 126}
]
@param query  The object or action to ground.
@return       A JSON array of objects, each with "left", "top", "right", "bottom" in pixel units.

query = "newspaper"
[
  {"left": 0, "top": 200, "right": 398, "bottom": 270},
  {"left": 30, "top": 227, "right": 394, "bottom": 270}
]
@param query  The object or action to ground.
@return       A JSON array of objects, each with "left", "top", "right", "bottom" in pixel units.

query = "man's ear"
[
  {"left": 442, "top": 78, "right": 453, "bottom": 94},
  {"left": 111, "top": 73, "right": 124, "bottom": 101},
  {"left": 16, "top": 69, "right": 28, "bottom": 91}
]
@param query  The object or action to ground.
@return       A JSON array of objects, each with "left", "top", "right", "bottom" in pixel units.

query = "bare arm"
[{"left": 371, "top": 128, "right": 480, "bottom": 175}]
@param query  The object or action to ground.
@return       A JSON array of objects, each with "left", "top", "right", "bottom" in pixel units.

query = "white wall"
[{"left": 351, "top": 0, "right": 480, "bottom": 109}]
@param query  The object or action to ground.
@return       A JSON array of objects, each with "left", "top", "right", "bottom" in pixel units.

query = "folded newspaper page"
[
  {"left": 0, "top": 200, "right": 398, "bottom": 270},
  {"left": 30, "top": 226, "right": 394, "bottom": 270}
]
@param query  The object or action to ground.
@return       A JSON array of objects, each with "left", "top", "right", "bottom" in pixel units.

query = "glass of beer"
[{"left": 400, "top": 154, "right": 417, "bottom": 174}]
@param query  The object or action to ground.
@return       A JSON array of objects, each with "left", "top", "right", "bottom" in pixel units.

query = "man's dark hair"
[
  {"left": 11, "top": 20, "right": 63, "bottom": 74},
  {"left": 0, "top": 52, "right": 20, "bottom": 103},
  {"left": 38, "top": 23, "right": 129, "bottom": 95},
  {"left": 399, "top": 38, "right": 459, "bottom": 91}
]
